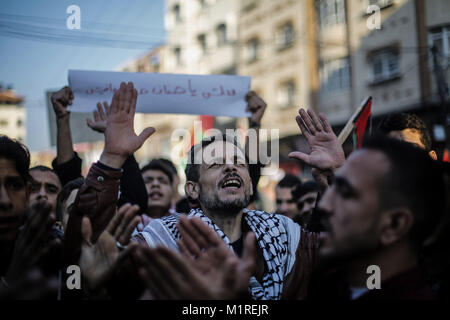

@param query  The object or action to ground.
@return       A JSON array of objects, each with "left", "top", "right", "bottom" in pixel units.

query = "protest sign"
[{"left": 68, "top": 70, "right": 251, "bottom": 118}]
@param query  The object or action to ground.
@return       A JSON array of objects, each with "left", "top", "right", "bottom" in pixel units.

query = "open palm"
[
  {"left": 104, "top": 82, "right": 155, "bottom": 157},
  {"left": 289, "top": 108, "right": 345, "bottom": 170}
]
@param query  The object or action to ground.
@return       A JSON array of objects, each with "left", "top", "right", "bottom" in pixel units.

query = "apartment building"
[{"left": 0, "top": 86, "right": 26, "bottom": 143}]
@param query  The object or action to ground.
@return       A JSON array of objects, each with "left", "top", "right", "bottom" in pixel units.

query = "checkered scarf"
[{"left": 148, "top": 208, "right": 300, "bottom": 300}]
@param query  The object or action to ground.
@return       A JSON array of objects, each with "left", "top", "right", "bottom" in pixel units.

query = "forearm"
[
  {"left": 64, "top": 163, "right": 122, "bottom": 266},
  {"left": 118, "top": 155, "right": 148, "bottom": 213},
  {"left": 56, "top": 116, "right": 75, "bottom": 164}
]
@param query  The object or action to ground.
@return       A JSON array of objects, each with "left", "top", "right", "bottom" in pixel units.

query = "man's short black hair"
[
  {"left": 378, "top": 113, "right": 432, "bottom": 151},
  {"left": 55, "top": 177, "right": 84, "bottom": 222},
  {"left": 277, "top": 173, "right": 301, "bottom": 189},
  {"left": 157, "top": 158, "right": 178, "bottom": 179},
  {"left": 141, "top": 159, "right": 174, "bottom": 184},
  {"left": 30, "top": 165, "right": 60, "bottom": 183},
  {"left": 292, "top": 180, "right": 318, "bottom": 199},
  {"left": 185, "top": 134, "right": 244, "bottom": 183},
  {"left": 0, "top": 135, "right": 31, "bottom": 183},
  {"left": 363, "top": 134, "right": 446, "bottom": 252}
]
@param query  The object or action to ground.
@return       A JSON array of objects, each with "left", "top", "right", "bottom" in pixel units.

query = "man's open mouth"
[
  {"left": 220, "top": 176, "right": 242, "bottom": 189},
  {"left": 149, "top": 191, "right": 163, "bottom": 198}
]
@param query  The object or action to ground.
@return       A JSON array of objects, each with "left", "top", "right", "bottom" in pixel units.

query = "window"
[
  {"left": 369, "top": 50, "right": 399, "bottom": 83},
  {"left": 198, "top": 34, "right": 207, "bottom": 55},
  {"left": 216, "top": 23, "right": 227, "bottom": 47},
  {"left": 429, "top": 26, "right": 450, "bottom": 69},
  {"left": 246, "top": 37, "right": 259, "bottom": 63},
  {"left": 174, "top": 47, "right": 182, "bottom": 67},
  {"left": 318, "top": 0, "right": 346, "bottom": 28},
  {"left": 173, "top": 4, "right": 182, "bottom": 24},
  {"left": 320, "top": 58, "right": 350, "bottom": 93},
  {"left": 276, "top": 22, "right": 295, "bottom": 50},
  {"left": 278, "top": 80, "right": 296, "bottom": 108}
]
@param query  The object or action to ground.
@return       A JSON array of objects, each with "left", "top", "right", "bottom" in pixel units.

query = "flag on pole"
[{"left": 352, "top": 98, "right": 372, "bottom": 149}]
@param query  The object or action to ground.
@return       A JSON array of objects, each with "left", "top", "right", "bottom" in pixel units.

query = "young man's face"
[
  {"left": 317, "top": 150, "right": 390, "bottom": 263},
  {"left": 196, "top": 141, "right": 253, "bottom": 214},
  {"left": 0, "top": 158, "right": 29, "bottom": 244},
  {"left": 276, "top": 187, "right": 298, "bottom": 219},
  {"left": 29, "top": 170, "right": 61, "bottom": 213},
  {"left": 143, "top": 169, "right": 173, "bottom": 215},
  {"left": 389, "top": 129, "right": 437, "bottom": 160},
  {"left": 298, "top": 191, "right": 318, "bottom": 217}
]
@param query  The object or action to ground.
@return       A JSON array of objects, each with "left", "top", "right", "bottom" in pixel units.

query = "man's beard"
[{"left": 199, "top": 190, "right": 250, "bottom": 216}]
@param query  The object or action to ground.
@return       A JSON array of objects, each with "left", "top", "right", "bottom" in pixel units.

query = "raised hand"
[
  {"left": 289, "top": 108, "right": 345, "bottom": 170},
  {"left": 86, "top": 102, "right": 109, "bottom": 133},
  {"left": 79, "top": 203, "right": 140, "bottom": 291},
  {"left": 245, "top": 91, "right": 267, "bottom": 127},
  {"left": 100, "top": 82, "right": 155, "bottom": 168},
  {"left": 134, "top": 216, "right": 256, "bottom": 300},
  {"left": 4, "top": 202, "right": 57, "bottom": 285},
  {"left": 51, "top": 86, "right": 74, "bottom": 119}
]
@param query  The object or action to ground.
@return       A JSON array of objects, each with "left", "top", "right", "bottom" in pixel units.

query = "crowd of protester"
[{"left": 0, "top": 81, "right": 448, "bottom": 300}]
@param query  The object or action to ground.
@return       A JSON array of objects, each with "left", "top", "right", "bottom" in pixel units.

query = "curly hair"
[{"left": 378, "top": 113, "right": 432, "bottom": 151}]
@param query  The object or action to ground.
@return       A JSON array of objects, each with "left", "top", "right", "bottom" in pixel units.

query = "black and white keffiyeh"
[{"left": 138, "top": 208, "right": 300, "bottom": 300}]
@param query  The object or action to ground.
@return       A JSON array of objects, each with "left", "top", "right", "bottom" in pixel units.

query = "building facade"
[{"left": 0, "top": 86, "right": 26, "bottom": 143}]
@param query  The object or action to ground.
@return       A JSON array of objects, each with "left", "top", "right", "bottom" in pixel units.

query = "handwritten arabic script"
[
  {"left": 68, "top": 70, "right": 251, "bottom": 117},
  {"left": 73, "top": 79, "right": 236, "bottom": 100}
]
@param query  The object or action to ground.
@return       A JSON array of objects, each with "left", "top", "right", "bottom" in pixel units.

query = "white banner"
[{"left": 68, "top": 70, "right": 251, "bottom": 118}]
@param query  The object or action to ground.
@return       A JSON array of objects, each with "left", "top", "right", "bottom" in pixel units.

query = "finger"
[
  {"left": 177, "top": 239, "right": 196, "bottom": 263},
  {"left": 116, "top": 242, "right": 138, "bottom": 267},
  {"left": 319, "top": 113, "right": 333, "bottom": 133},
  {"left": 97, "top": 103, "right": 106, "bottom": 120},
  {"left": 137, "top": 127, "right": 155, "bottom": 148},
  {"left": 119, "top": 215, "right": 141, "bottom": 245},
  {"left": 178, "top": 218, "right": 203, "bottom": 257},
  {"left": 295, "top": 115, "right": 311, "bottom": 139},
  {"left": 307, "top": 109, "right": 324, "bottom": 132},
  {"left": 288, "top": 151, "right": 312, "bottom": 166},
  {"left": 114, "top": 203, "right": 134, "bottom": 235},
  {"left": 138, "top": 267, "right": 166, "bottom": 300},
  {"left": 24, "top": 203, "right": 53, "bottom": 242},
  {"left": 117, "top": 206, "right": 140, "bottom": 245},
  {"left": 299, "top": 109, "right": 316, "bottom": 135},
  {"left": 81, "top": 216, "right": 93, "bottom": 245},
  {"left": 245, "top": 91, "right": 255, "bottom": 101},
  {"left": 86, "top": 118, "right": 95, "bottom": 129},
  {"left": 190, "top": 217, "right": 224, "bottom": 247},
  {"left": 118, "top": 82, "right": 127, "bottom": 112},
  {"left": 110, "top": 89, "right": 120, "bottom": 114},
  {"left": 93, "top": 110, "right": 100, "bottom": 122},
  {"left": 124, "top": 82, "right": 133, "bottom": 113},
  {"left": 137, "top": 248, "right": 181, "bottom": 299},
  {"left": 103, "top": 101, "right": 110, "bottom": 115},
  {"left": 31, "top": 213, "right": 56, "bottom": 253},
  {"left": 106, "top": 208, "right": 122, "bottom": 235},
  {"left": 129, "top": 88, "right": 137, "bottom": 115}
]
